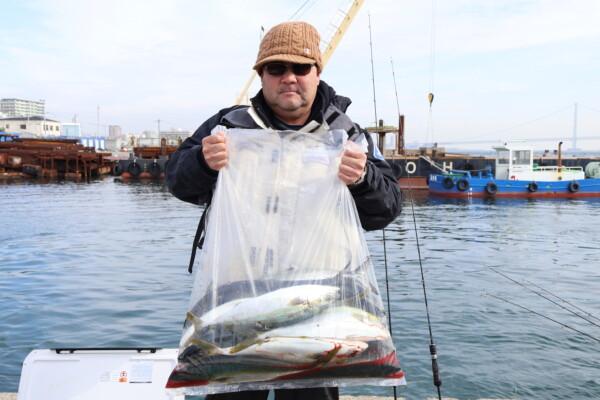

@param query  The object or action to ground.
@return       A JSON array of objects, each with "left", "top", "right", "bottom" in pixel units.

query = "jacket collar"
[{"left": 250, "top": 81, "right": 352, "bottom": 129}]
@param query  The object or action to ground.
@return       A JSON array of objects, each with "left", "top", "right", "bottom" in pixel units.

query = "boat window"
[
  {"left": 512, "top": 150, "right": 530, "bottom": 165},
  {"left": 497, "top": 150, "right": 509, "bottom": 164}
]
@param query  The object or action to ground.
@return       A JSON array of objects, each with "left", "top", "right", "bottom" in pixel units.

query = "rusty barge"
[{"left": 0, "top": 134, "right": 114, "bottom": 179}]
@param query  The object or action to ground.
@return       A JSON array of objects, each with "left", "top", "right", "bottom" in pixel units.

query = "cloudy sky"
[{"left": 2, "top": 0, "right": 600, "bottom": 150}]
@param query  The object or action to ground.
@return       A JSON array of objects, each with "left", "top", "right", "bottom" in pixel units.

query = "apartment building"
[{"left": 0, "top": 98, "right": 46, "bottom": 118}]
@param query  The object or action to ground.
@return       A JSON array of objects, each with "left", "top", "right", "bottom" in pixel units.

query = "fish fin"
[
  {"left": 228, "top": 337, "right": 265, "bottom": 354},
  {"left": 187, "top": 311, "right": 205, "bottom": 330},
  {"left": 187, "top": 337, "right": 224, "bottom": 356},
  {"left": 313, "top": 343, "right": 342, "bottom": 367}
]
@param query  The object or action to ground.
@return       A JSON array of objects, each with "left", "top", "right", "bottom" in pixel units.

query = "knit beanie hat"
[{"left": 253, "top": 21, "right": 323, "bottom": 73}]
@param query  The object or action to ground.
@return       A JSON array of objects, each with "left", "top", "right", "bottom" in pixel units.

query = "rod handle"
[{"left": 430, "top": 343, "right": 442, "bottom": 387}]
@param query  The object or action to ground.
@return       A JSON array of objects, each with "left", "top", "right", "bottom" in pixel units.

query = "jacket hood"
[{"left": 319, "top": 81, "right": 352, "bottom": 113}]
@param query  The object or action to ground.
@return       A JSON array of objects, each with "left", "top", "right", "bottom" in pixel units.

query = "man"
[{"left": 165, "top": 21, "right": 402, "bottom": 400}]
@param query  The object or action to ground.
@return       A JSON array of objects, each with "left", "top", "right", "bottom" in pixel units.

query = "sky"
[{"left": 2, "top": 0, "right": 600, "bottom": 151}]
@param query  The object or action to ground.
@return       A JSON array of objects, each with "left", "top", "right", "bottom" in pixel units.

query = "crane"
[{"left": 235, "top": 0, "right": 364, "bottom": 105}]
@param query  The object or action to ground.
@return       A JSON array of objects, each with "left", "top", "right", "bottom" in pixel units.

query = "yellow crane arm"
[
  {"left": 235, "top": 71, "right": 257, "bottom": 106},
  {"left": 321, "top": 0, "right": 364, "bottom": 68}
]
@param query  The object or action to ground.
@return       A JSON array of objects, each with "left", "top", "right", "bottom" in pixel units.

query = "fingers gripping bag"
[{"left": 166, "top": 127, "right": 406, "bottom": 395}]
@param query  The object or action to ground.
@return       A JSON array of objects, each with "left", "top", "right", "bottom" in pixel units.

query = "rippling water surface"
[{"left": 1, "top": 178, "right": 599, "bottom": 400}]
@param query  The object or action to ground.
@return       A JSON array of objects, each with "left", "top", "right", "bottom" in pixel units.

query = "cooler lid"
[{"left": 17, "top": 348, "right": 182, "bottom": 400}]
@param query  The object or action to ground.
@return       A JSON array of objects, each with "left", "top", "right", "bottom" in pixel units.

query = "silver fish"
[
  {"left": 175, "top": 335, "right": 369, "bottom": 384},
  {"left": 185, "top": 284, "right": 340, "bottom": 340},
  {"left": 258, "top": 306, "right": 391, "bottom": 342}
]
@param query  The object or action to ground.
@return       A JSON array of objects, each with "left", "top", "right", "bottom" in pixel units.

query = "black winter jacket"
[{"left": 165, "top": 81, "right": 402, "bottom": 231}]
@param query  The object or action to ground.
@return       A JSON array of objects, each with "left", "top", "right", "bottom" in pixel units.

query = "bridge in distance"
[{"left": 435, "top": 135, "right": 600, "bottom": 148}]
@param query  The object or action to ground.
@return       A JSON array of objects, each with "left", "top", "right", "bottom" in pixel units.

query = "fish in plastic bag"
[{"left": 166, "top": 128, "right": 405, "bottom": 394}]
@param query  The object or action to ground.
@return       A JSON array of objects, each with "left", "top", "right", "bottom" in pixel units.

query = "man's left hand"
[{"left": 338, "top": 141, "right": 367, "bottom": 185}]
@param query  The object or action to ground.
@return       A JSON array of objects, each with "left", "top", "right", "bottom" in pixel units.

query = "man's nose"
[{"left": 280, "top": 68, "right": 298, "bottom": 82}]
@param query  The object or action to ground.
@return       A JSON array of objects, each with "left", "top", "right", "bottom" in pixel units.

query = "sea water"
[{"left": 0, "top": 178, "right": 598, "bottom": 400}]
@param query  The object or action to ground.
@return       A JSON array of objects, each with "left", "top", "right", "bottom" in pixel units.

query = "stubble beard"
[{"left": 271, "top": 89, "right": 310, "bottom": 123}]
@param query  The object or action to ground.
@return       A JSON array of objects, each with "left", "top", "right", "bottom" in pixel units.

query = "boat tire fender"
[
  {"left": 113, "top": 162, "right": 123, "bottom": 176},
  {"left": 150, "top": 162, "right": 162, "bottom": 177},
  {"left": 442, "top": 176, "right": 454, "bottom": 189},
  {"left": 528, "top": 181, "right": 538, "bottom": 192},
  {"left": 391, "top": 162, "right": 403, "bottom": 180},
  {"left": 457, "top": 178, "right": 470, "bottom": 191},
  {"left": 485, "top": 182, "right": 498, "bottom": 195},
  {"left": 128, "top": 162, "right": 142, "bottom": 177},
  {"left": 569, "top": 181, "right": 580, "bottom": 193}
]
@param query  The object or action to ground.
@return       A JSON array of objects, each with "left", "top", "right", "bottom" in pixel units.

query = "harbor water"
[{"left": 1, "top": 178, "right": 599, "bottom": 400}]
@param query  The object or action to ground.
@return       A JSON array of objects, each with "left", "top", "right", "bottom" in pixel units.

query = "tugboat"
[{"left": 428, "top": 141, "right": 600, "bottom": 198}]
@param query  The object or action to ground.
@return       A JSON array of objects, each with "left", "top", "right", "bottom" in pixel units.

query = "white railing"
[{"left": 533, "top": 165, "right": 584, "bottom": 173}]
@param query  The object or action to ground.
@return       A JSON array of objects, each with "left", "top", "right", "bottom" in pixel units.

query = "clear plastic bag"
[{"left": 166, "top": 128, "right": 405, "bottom": 395}]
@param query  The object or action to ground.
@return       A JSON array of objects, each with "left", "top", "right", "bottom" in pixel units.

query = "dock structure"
[
  {"left": 0, "top": 134, "right": 113, "bottom": 179},
  {"left": 0, "top": 394, "right": 516, "bottom": 400},
  {"left": 341, "top": 397, "right": 517, "bottom": 400}
]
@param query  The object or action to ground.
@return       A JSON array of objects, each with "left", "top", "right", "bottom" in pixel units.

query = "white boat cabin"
[{"left": 492, "top": 142, "right": 584, "bottom": 181}]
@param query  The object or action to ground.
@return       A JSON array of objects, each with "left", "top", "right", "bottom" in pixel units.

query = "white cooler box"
[{"left": 17, "top": 347, "right": 183, "bottom": 400}]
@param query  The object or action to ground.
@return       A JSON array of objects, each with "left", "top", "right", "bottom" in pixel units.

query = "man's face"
[{"left": 259, "top": 62, "right": 321, "bottom": 125}]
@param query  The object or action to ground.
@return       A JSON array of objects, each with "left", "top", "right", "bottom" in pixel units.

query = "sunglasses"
[{"left": 263, "top": 62, "right": 315, "bottom": 76}]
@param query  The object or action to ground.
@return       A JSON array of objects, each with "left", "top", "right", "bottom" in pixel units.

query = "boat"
[
  {"left": 427, "top": 141, "right": 600, "bottom": 198},
  {"left": 370, "top": 117, "right": 600, "bottom": 191},
  {"left": 113, "top": 138, "right": 179, "bottom": 179}
]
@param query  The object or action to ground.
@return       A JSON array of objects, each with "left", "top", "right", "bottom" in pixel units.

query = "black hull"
[
  {"left": 386, "top": 155, "right": 599, "bottom": 179},
  {"left": 113, "top": 158, "right": 169, "bottom": 179}
]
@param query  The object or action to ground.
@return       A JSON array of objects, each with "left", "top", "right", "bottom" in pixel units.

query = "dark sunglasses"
[{"left": 263, "top": 62, "right": 315, "bottom": 76}]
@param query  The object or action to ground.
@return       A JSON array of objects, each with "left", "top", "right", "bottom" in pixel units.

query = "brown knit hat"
[{"left": 253, "top": 21, "right": 323, "bottom": 73}]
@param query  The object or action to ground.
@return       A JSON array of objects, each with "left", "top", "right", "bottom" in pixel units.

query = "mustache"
[{"left": 278, "top": 86, "right": 301, "bottom": 94}]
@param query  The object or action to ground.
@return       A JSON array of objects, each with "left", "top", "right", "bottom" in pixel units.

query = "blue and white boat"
[{"left": 428, "top": 141, "right": 600, "bottom": 198}]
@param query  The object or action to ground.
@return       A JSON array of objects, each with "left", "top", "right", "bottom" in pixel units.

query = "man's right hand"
[{"left": 202, "top": 131, "right": 228, "bottom": 171}]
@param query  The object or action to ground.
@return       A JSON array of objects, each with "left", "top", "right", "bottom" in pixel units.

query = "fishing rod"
[
  {"left": 416, "top": 2, "right": 443, "bottom": 396},
  {"left": 367, "top": 13, "right": 399, "bottom": 400},
  {"left": 488, "top": 268, "right": 600, "bottom": 329},
  {"left": 525, "top": 279, "right": 600, "bottom": 323},
  {"left": 484, "top": 293, "right": 600, "bottom": 343},
  {"left": 391, "top": 57, "right": 442, "bottom": 400}
]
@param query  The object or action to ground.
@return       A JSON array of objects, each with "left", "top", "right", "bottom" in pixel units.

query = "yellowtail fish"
[
  {"left": 171, "top": 335, "right": 369, "bottom": 385},
  {"left": 185, "top": 284, "right": 340, "bottom": 341},
  {"left": 258, "top": 306, "right": 391, "bottom": 342}
]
